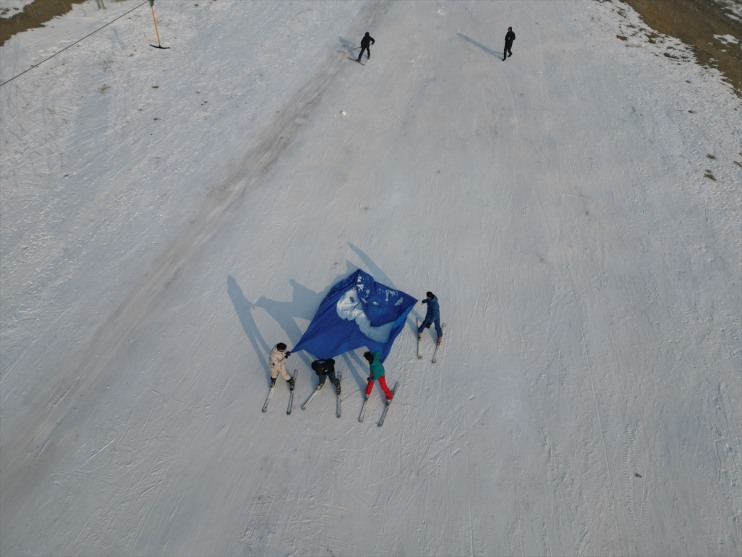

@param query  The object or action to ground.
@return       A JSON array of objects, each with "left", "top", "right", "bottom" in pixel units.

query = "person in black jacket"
[
  {"left": 357, "top": 31, "right": 375, "bottom": 62},
  {"left": 503, "top": 26, "right": 515, "bottom": 60},
  {"left": 311, "top": 359, "right": 341, "bottom": 394}
]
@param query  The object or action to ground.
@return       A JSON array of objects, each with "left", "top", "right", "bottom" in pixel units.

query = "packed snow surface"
[{"left": 1, "top": 1, "right": 740, "bottom": 555}]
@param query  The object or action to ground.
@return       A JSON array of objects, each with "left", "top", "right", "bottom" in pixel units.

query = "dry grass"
[{"left": 621, "top": 0, "right": 742, "bottom": 96}]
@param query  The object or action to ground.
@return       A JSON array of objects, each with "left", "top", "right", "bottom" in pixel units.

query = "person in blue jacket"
[{"left": 417, "top": 291, "right": 443, "bottom": 345}]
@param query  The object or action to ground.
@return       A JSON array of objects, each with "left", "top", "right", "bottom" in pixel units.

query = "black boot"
[
  {"left": 270, "top": 377, "right": 276, "bottom": 388},
  {"left": 288, "top": 377, "right": 295, "bottom": 391},
  {"left": 335, "top": 381, "right": 341, "bottom": 395}
]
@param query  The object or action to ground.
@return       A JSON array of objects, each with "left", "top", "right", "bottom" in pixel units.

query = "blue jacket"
[{"left": 422, "top": 296, "right": 440, "bottom": 321}]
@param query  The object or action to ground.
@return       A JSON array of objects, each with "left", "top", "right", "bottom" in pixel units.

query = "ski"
[
  {"left": 286, "top": 369, "right": 298, "bottom": 415},
  {"left": 358, "top": 396, "right": 368, "bottom": 422},
  {"left": 261, "top": 384, "right": 274, "bottom": 413},
  {"left": 416, "top": 319, "right": 422, "bottom": 359},
  {"left": 432, "top": 324, "right": 446, "bottom": 363},
  {"left": 377, "top": 382, "right": 399, "bottom": 427},
  {"left": 301, "top": 385, "right": 321, "bottom": 411},
  {"left": 336, "top": 370, "right": 342, "bottom": 418}
]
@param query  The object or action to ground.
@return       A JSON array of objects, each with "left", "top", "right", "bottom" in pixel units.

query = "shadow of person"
[
  {"left": 457, "top": 32, "right": 499, "bottom": 58},
  {"left": 255, "top": 278, "right": 322, "bottom": 371},
  {"left": 337, "top": 35, "right": 357, "bottom": 53},
  {"left": 347, "top": 242, "right": 394, "bottom": 288},
  {"left": 339, "top": 351, "right": 369, "bottom": 392},
  {"left": 227, "top": 276, "right": 272, "bottom": 382}
]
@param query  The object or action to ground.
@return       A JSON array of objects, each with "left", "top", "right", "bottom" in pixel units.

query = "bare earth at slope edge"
[{"left": 621, "top": 0, "right": 742, "bottom": 95}]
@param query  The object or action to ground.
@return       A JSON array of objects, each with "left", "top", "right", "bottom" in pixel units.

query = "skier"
[
  {"left": 269, "top": 343, "right": 295, "bottom": 390},
  {"left": 503, "top": 26, "right": 515, "bottom": 60},
  {"left": 357, "top": 31, "right": 375, "bottom": 62},
  {"left": 417, "top": 291, "right": 443, "bottom": 345},
  {"left": 311, "top": 358, "right": 341, "bottom": 395},
  {"left": 363, "top": 350, "right": 394, "bottom": 401}
]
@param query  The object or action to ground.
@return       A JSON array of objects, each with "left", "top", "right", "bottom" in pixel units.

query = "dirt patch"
[
  {"left": 1, "top": 0, "right": 90, "bottom": 47},
  {"left": 620, "top": 0, "right": 742, "bottom": 96}
]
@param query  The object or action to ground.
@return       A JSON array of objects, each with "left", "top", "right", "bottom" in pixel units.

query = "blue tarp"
[{"left": 292, "top": 269, "right": 416, "bottom": 361}]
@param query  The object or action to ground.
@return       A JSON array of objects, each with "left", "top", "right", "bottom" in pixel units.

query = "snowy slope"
[{"left": 1, "top": 1, "right": 740, "bottom": 555}]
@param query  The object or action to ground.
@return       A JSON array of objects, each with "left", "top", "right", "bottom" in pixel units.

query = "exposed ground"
[{"left": 621, "top": 0, "right": 742, "bottom": 95}]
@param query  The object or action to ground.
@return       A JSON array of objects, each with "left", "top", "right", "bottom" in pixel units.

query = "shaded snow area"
[{"left": 1, "top": 0, "right": 740, "bottom": 555}]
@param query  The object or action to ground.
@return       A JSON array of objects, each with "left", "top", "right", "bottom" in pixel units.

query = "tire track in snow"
[
  {"left": 500, "top": 52, "right": 531, "bottom": 557},
  {"left": 589, "top": 137, "right": 729, "bottom": 554},
  {"left": 564, "top": 174, "right": 622, "bottom": 552},
  {"left": 454, "top": 357, "right": 476, "bottom": 556},
  {"left": 550, "top": 11, "right": 627, "bottom": 547},
  {"left": 502, "top": 31, "right": 566, "bottom": 555}
]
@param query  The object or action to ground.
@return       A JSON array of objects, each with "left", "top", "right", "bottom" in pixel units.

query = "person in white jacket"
[{"left": 270, "top": 343, "right": 295, "bottom": 390}]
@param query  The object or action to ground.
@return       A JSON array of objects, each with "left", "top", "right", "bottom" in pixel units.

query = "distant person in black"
[
  {"left": 503, "top": 26, "right": 515, "bottom": 60},
  {"left": 357, "top": 31, "right": 375, "bottom": 62}
]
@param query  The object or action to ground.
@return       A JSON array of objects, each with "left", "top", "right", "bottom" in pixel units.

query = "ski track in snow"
[{"left": 1, "top": 0, "right": 741, "bottom": 555}]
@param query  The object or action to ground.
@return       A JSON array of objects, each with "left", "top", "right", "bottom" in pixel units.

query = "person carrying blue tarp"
[
  {"left": 269, "top": 342, "right": 295, "bottom": 389},
  {"left": 311, "top": 358, "right": 341, "bottom": 395},
  {"left": 417, "top": 291, "right": 443, "bottom": 345},
  {"left": 363, "top": 350, "right": 394, "bottom": 402}
]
